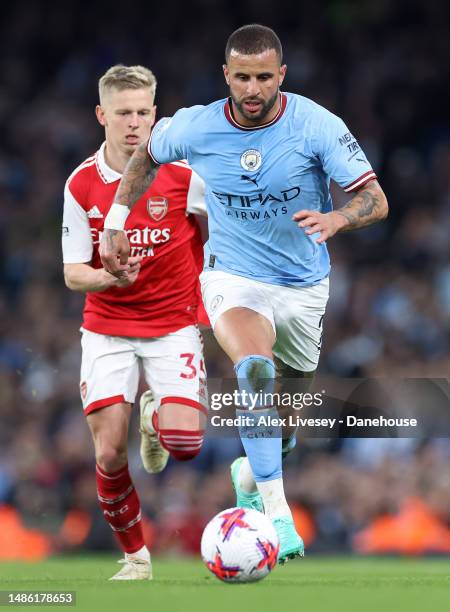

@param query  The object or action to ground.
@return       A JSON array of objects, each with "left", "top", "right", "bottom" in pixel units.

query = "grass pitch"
[{"left": 1, "top": 555, "right": 449, "bottom": 612}]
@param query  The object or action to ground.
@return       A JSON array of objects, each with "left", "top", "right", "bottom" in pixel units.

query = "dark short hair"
[{"left": 225, "top": 24, "right": 283, "bottom": 63}]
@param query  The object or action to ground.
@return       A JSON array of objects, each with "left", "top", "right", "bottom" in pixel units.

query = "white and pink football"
[{"left": 201, "top": 507, "right": 279, "bottom": 583}]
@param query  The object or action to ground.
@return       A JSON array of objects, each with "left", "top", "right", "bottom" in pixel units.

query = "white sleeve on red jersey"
[
  {"left": 186, "top": 169, "right": 207, "bottom": 216},
  {"left": 62, "top": 182, "right": 93, "bottom": 263}
]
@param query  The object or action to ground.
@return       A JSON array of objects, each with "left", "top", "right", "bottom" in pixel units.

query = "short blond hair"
[{"left": 98, "top": 64, "right": 157, "bottom": 104}]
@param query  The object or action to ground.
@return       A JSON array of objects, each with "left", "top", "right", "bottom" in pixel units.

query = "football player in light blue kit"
[{"left": 100, "top": 25, "right": 388, "bottom": 563}]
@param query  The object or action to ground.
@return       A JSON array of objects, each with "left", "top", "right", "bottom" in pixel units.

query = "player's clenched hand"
[
  {"left": 115, "top": 255, "right": 143, "bottom": 288},
  {"left": 292, "top": 210, "right": 347, "bottom": 244},
  {"left": 99, "top": 229, "right": 130, "bottom": 278}
]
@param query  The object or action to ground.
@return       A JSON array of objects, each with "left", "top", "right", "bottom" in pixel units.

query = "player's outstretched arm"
[
  {"left": 100, "top": 142, "right": 159, "bottom": 276},
  {"left": 293, "top": 179, "right": 388, "bottom": 244}
]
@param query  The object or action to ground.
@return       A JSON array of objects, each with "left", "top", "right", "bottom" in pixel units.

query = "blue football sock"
[{"left": 235, "top": 355, "right": 282, "bottom": 483}]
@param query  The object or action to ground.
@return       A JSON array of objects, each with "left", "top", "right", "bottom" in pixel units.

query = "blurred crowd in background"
[{"left": 0, "top": 0, "right": 449, "bottom": 559}]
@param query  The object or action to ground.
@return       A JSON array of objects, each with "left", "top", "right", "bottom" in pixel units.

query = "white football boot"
[
  {"left": 109, "top": 554, "right": 153, "bottom": 581},
  {"left": 139, "top": 390, "right": 169, "bottom": 474}
]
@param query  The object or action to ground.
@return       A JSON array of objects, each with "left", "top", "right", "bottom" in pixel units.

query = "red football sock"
[
  {"left": 96, "top": 463, "right": 144, "bottom": 554},
  {"left": 158, "top": 428, "right": 204, "bottom": 461},
  {"left": 152, "top": 411, "right": 203, "bottom": 461}
]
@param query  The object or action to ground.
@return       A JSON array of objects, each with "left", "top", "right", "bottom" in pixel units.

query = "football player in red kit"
[{"left": 62, "top": 65, "right": 208, "bottom": 580}]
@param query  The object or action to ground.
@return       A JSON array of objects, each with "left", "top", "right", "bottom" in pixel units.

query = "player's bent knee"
[{"left": 158, "top": 399, "right": 208, "bottom": 430}]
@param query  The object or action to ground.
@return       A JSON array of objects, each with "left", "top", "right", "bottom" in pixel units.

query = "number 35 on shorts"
[
  {"left": 177, "top": 352, "right": 208, "bottom": 408},
  {"left": 179, "top": 352, "right": 206, "bottom": 380}
]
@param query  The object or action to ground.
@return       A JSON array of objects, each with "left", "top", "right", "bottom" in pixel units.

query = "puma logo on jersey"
[{"left": 87, "top": 205, "right": 103, "bottom": 219}]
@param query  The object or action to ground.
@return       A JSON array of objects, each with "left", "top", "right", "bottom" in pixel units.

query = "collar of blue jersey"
[
  {"left": 224, "top": 92, "right": 287, "bottom": 131},
  {"left": 96, "top": 142, "right": 122, "bottom": 184}
]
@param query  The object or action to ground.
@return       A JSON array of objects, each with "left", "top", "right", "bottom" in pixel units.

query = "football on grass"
[{"left": 201, "top": 507, "right": 279, "bottom": 583}]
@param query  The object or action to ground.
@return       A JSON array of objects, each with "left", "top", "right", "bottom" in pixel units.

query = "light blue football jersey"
[{"left": 148, "top": 92, "right": 376, "bottom": 287}]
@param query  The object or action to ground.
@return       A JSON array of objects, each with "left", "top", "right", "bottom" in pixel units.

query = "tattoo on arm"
[
  {"left": 114, "top": 142, "right": 159, "bottom": 210},
  {"left": 106, "top": 229, "right": 119, "bottom": 248},
  {"left": 336, "top": 180, "right": 388, "bottom": 231}
]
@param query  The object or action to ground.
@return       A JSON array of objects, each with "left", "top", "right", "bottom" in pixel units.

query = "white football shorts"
[
  {"left": 200, "top": 270, "right": 329, "bottom": 372},
  {"left": 80, "top": 325, "right": 207, "bottom": 415}
]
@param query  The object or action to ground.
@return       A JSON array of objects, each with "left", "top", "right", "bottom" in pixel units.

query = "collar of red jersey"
[{"left": 96, "top": 142, "right": 122, "bottom": 184}]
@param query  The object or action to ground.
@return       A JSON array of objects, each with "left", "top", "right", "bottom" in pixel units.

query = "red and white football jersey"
[{"left": 62, "top": 143, "right": 208, "bottom": 337}]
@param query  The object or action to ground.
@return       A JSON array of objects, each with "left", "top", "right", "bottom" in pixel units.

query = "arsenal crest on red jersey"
[{"left": 147, "top": 196, "right": 168, "bottom": 221}]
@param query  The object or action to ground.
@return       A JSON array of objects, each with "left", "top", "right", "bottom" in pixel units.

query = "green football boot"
[
  {"left": 273, "top": 516, "right": 305, "bottom": 564},
  {"left": 230, "top": 457, "right": 264, "bottom": 513}
]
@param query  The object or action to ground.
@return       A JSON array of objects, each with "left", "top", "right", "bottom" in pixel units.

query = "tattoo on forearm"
[
  {"left": 115, "top": 143, "right": 159, "bottom": 210},
  {"left": 336, "top": 180, "right": 387, "bottom": 231}
]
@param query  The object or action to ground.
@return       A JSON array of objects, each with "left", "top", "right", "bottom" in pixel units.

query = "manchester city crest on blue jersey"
[{"left": 240, "top": 149, "right": 262, "bottom": 172}]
